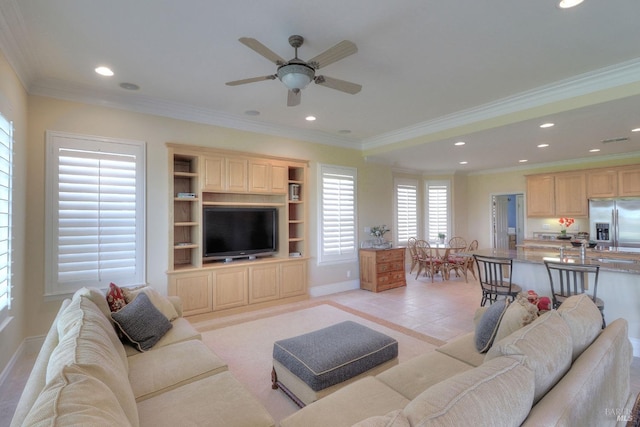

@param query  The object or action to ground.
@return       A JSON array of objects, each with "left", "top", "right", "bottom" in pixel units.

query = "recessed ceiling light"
[
  {"left": 537, "top": 143, "right": 550, "bottom": 148},
  {"left": 244, "top": 110, "right": 260, "bottom": 116},
  {"left": 305, "top": 116, "right": 316, "bottom": 121},
  {"left": 454, "top": 141, "right": 466, "bottom": 146},
  {"left": 632, "top": 128, "right": 640, "bottom": 132},
  {"left": 519, "top": 159, "right": 528, "bottom": 163},
  {"left": 459, "top": 161, "right": 468, "bottom": 165},
  {"left": 95, "top": 66, "right": 114, "bottom": 77},
  {"left": 540, "top": 123, "right": 555, "bottom": 128},
  {"left": 119, "top": 82, "right": 139, "bottom": 91},
  {"left": 589, "top": 148, "right": 601, "bottom": 153},
  {"left": 558, "top": 0, "right": 584, "bottom": 9}
]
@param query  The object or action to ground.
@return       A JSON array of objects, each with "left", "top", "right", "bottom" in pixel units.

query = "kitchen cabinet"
[
  {"left": 587, "top": 169, "right": 618, "bottom": 198},
  {"left": 618, "top": 167, "right": 640, "bottom": 197},
  {"left": 526, "top": 175, "right": 555, "bottom": 217},
  {"left": 554, "top": 172, "right": 587, "bottom": 217}
]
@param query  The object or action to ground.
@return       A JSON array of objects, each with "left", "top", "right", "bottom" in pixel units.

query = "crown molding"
[
  {"left": 362, "top": 57, "right": 640, "bottom": 151},
  {"left": 0, "top": 0, "right": 39, "bottom": 88}
]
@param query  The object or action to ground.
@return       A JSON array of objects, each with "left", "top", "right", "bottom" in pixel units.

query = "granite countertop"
[{"left": 473, "top": 247, "right": 640, "bottom": 275}]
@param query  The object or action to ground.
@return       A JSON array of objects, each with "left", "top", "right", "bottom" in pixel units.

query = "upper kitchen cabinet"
[
  {"left": 526, "top": 171, "right": 587, "bottom": 217},
  {"left": 586, "top": 165, "right": 640, "bottom": 198},
  {"left": 554, "top": 172, "right": 587, "bottom": 217},
  {"left": 618, "top": 167, "right": 640, "bottom": 197},
  {"left": 526, "top": 174, "right": 555, "bottom": 217}
]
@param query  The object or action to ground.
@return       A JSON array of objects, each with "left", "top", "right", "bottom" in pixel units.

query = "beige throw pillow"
[
  {"left": 122, "top": 286, "right": 179, "bottom": 321},
  {"left": 494, "top": 294, "right": 539, "bottom": 343},
  {"left": 557, "top": 294, "right": 603, "bottom": 361}
]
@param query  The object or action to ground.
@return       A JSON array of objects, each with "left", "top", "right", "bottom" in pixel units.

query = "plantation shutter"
[
  {"left": 427, "top": 182, "right": 449, "bottom": 241},
  {"left": 319, "top": 165, "right": 357, "bottom": 263},
  {"left": 0, "top": 113, "right": 12, "bottom": 321},
  {"left": 46, "top": 132, "right": 145, "bottom": 295},
  {"left": 395, "top": 180, "right": 417, "bottom": 244}
]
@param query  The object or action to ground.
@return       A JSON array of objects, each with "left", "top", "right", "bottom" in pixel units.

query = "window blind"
[
  {"left": 396, "top": 181, "right": 417, "bottom": 244},
  {"left": 0, "top": 113, "right": 12, "bottom": 319},
  {"left": 46, "top": 133, "right": 145, "bottom": 295},
  {"left": 427, "top": 183, "right": 449, "bottom": 241},
  {"left": 319, "top": 165, "right": 356, "bottom": 263}
]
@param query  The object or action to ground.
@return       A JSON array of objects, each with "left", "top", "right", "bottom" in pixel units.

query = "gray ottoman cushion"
[{"left": 273, "top": 321, "right": 398, "bottom": 391}]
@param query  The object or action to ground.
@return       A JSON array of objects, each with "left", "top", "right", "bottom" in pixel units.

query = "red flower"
[{"left": 558, "top": 217, "right": 574, "bottom": 228}]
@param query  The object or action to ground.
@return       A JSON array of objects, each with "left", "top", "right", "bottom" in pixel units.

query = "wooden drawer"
[
  {"left": 377, "top": 250, "right": 404, "bottom": 263},
  {"left": 376, "top": 261, "right": 404, "bottom": 274}
]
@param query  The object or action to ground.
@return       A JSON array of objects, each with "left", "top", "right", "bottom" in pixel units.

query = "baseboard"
[
  {"left": 308, "top": 279, "right": 360, "bottom": 297},
  {"left": 0, "top": 335, "right": 44, "bottom": 389}
]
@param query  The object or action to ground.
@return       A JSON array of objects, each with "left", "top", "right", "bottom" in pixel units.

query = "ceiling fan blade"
[
  {"left": 315, "top": 75, "right": 362, "bottom": 94},
  {"left": 239, "top": 37, "right": 286, "bottom": 65},
  {"left": 226, "top": 75, "right": 276, "bottom": 86},
  {"left": 308, "top": 40, "right": 357, "bottom": 69},
  {"left": 287, "top": 89, "right": 301, "bottom": 107}
]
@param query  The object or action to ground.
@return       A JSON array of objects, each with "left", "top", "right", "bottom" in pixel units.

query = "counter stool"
[
  {"left": 544, "top": 261, "right": 605, "bottom": 328},
  {"left": 474, "top": 254, "right": 522, "bottom": 306}
]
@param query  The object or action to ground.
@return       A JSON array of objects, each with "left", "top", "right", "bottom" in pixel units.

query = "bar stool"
[
  {"left": 473, "top": 254, "right": 522, "bottom": 306},
  {"left": 544, "top": 260, "right": 605, "bottom": 328}
]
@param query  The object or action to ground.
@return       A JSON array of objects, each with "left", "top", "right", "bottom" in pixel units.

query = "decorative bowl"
[{"left": 570, "top": 241, "right": 597, "bottom": 248}]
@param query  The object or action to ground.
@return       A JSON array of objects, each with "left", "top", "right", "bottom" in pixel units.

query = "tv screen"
[{"left": 202, "top": 207, "right": 278, "bottom": 261}]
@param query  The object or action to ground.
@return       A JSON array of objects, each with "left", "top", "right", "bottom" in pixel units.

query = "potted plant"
[
  {"left": 558, "top": 217, "right": 574, "bottom": 240},
  {"left": 438, "top": 233, "right": 446, "bottom": 244},
  {"left": 370, "top": 225, "right": 390, "bottom": 246}
]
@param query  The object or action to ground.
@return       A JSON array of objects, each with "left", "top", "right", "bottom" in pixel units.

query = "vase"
[{"left": 374, "top": 237, "right": 385, "bottom": 246}]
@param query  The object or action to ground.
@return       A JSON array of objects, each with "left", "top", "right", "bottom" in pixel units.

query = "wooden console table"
[{"left": 359, "top": 247, "right": 407, "bottom": 292}]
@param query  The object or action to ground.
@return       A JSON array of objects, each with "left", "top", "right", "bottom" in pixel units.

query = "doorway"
[{"left": 492, "top": 194, "right": 524, "bottom": 250}]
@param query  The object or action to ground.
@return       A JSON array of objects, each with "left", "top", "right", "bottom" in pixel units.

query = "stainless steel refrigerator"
[{"left": 589, "top": 198, "right": 640, "bottom": 248}]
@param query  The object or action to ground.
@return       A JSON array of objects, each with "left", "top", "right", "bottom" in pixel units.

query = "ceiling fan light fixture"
[
  {"left": 277, "top": 64, "right": 315, "bottom": 90},
  {"left": 558, "top": 0, "right": 584, "bottom": 8}
]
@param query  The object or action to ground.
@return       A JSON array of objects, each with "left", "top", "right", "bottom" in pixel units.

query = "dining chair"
[
  {"left": 544, "top": 260, "right": 605, "bottom": 328},
  {"left": 465, "top": 240, "right": 479, "bottom": 280},
  {"left": 407, "top": 237, "right": 418, "bottom": 274},
  {"left": 473, "top": 254, "right": 522, "bottom": 306},
  {"left": 445, "top": 237, "right": 469, "bottom": 282},
  {"left": 414, "top": 240, "right": 443, "bottom": 282}
]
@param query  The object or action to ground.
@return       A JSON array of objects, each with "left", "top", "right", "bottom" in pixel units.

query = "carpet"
[{"left": 195, "top": 301, "right": 444, "bottom": 423}]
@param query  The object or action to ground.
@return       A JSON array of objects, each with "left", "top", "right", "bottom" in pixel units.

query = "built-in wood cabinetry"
[
  {"left": 359, "top": 248, "right": 406, "bottom": 293},
  {"left": 528, "top": 164, "right": 640, "bottom": 218},
  {"left": 167, "top": 144, "right": 308, "bottom": 316}
]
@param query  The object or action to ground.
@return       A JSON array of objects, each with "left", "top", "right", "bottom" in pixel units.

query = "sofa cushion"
[
  {"left": 474, "top": 299, "right": 509, "bottom": 352},
  {"left": 435, "top": 332, "right": 485, "bottom": 367},
  {"left": 123, "top": 285, "right": 179, "bottom": 321},
  {"left": 107, "top": 282, "right": 127, "bottom": 312},
  {"left": 557, "top": 294, "right": 603, "bottom": 361},
  {"left": 47, "top": 293, "right": 138, "bottom": 426},
  {"left": 376, "top": 351, "right": 474, "bottom": 400},
  {"left": 352, "top": 410, "right": 410, "bottom": 427},
  {"left": 402, "top": 356, "right": 534, "bottom": 427},
  {"left": 112, "top": 293, "right": 173, "bottom": 352},
  {"left": 485, "top": 310, "right": 572, "bottom": 404},
  {"left": 22, "top": 365, "right": 133, "bottom": 427},
  {"left": 494, "top": 295, "right": 539, "bottom": 343},
  {"left": 137, "top": 371, "right": 274, "bottom": 427},
  {"left": 128, "top": 339, "right": 228, "bottom": 401}
]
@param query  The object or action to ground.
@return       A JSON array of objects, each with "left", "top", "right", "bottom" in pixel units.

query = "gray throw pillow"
[
  {"left": 111, "top": 293, "right": 172, "bottom": 351},
  {"left": 475, "top": 299, "right": 509, "bottom": 353}
]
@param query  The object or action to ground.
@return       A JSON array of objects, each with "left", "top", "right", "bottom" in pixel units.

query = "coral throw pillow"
[{"left": 106, "top": 282, "right": 127, "bottom": 312}]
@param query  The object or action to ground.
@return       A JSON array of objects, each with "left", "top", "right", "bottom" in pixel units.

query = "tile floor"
[{"left": 0, "top": 269, "right": 638, "bottom": 426}]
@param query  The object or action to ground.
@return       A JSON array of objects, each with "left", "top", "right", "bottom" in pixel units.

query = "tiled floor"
[{"left": 1, "top": 269, "right": 638, "bottom": 426}]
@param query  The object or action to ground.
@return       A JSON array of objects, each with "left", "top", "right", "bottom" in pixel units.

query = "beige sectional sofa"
[
  {"left": 11, "top": 287, "right": 274, "bottom": 427},
  {"left": 280, "top": 294, "right": 637, "bottom": 427}
]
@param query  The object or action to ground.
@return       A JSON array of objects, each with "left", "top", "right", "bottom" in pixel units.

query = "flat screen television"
[{"left": 202, "top": 206, "right": 278, "bottom": 262}]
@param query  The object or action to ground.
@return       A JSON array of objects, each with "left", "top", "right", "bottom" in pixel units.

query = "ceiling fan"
[{"left": 226, "top": 35, "right": 362, "bottom": 107}]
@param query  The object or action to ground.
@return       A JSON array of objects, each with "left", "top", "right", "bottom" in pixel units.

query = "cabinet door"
[
  {"left": 249, "top": 264, "right": 280, "bottom": 304},
  {"left": 212, "top": 268, "right": 248, "bottom": 310},
  {"left": 169, "top": 271, "right": 212, "bottom": 316},
  {"left": 202, "top": 156, "right": 225, "bottom": 191},
  {"left": 619, "top": 168, "right": 640, "bottom": 197},
  {"left": 227, "top": 158, "right": 248, "bottom": 192},
  {"left": 555, "top": 172, "right": 587, "bottom": 217},
  {"left": 280, "top": 260, "right": 307, "bottom": 298},
  {"left": 248, "top": 159, "right": 270, "bottom": 193},
  {"left": 526, "top": 175, "right": 555, "bottom": 217},
  {"left": 271, "top": 163, "right": 288, "bottom": 194},
  {"left": 587, "top": 169, "right": 618, "bottom": 198}
]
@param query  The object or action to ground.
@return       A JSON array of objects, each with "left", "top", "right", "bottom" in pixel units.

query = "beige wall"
[{"left": 0, "top": 51, "right": 28, "bottom": 374}]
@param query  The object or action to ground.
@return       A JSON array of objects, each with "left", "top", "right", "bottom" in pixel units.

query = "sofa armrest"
[{"left": 167, "top": 296, "right": 183, "bottom": 317}]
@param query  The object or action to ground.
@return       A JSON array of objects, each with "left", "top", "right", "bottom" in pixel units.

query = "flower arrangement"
[
  {"left": 558, "top": 217, "right": 574, "bottom": 235},
  {"left": 370, "top": 225, "right": 390, "bottom": 238}
]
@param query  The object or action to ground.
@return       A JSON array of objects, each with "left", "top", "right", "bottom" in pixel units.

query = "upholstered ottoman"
[{"left": 272, "top": 321, "right": 399, "bottom": 407}]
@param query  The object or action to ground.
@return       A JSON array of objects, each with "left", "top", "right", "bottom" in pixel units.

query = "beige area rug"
[{"left": 195, "top": 301, "right": 445, "bottom": 424}]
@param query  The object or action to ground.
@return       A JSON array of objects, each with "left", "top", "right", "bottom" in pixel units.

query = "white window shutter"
[
  {"left": 395, "top": 181, "right": 417, "bottom": 244},
  {"left": 319, "top": 165, "right": 357, "bottom": 264},
  {"left": 0, "top": 113, "right": 12, "bottom": 320}
]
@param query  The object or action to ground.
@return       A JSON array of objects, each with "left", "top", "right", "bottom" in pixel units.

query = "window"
[
  {"left": 426, "top": 180, "right": 450, "bottom": 241},
  {"left": 0, "top": 113, "right": 12, "bottom": 324},
  {"left": 318, "top": 164, "right": 357, "bottom": 264},
  {"left": 395, "top": 178, "right": 418, "bottom": 245},
  {"left": 45, "top": 132, "right": 146, "bottom": 296}
]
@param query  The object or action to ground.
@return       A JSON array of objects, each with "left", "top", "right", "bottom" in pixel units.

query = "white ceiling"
[{"left": 2, "top": 0, "right": 640, "bottom": 173}]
